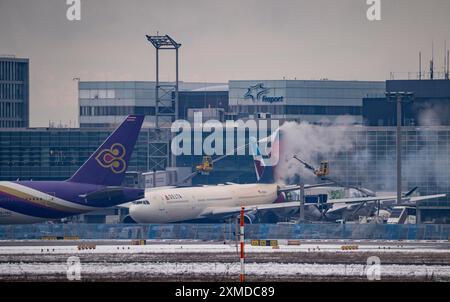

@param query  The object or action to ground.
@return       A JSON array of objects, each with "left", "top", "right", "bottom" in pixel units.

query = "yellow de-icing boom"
[
  {"left": 315, "top": 161, "right": 329, "bottom": 177},
  {"left": 292, "top": 155, "right": 329, "bottom": 178},
  {"left": 196, "top": 156, "right": 214, "bottom": 175}
]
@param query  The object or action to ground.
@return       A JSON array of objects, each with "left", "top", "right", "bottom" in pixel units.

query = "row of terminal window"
[
  {"left": 80, "top": 106, "right": 155, "bottom": 116},
  {"left": 228, "top": 105, "right": 361, "bottom": 115},
  {"left": 0, "top": 61, "right": 27, "bottom": 82},
  {"left": 0, "top": 120, "right": 25, "bottom": 128},
  {"left": 0, "top": 101, "right": 25, "bottom": 118},
  {"left": 0, "top": 84, "right": 25, "bottom": 100}
]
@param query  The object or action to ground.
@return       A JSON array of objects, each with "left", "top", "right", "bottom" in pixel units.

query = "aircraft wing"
[
  {"left": 326, "top": 193, "right": 446, "bottom": 204},
  {"left": 79, "top": 187, "right": 144, "bottom": 207},
  {"left": 278, "top": 182, "right": 337, "bottom": 192},
  {"left": 199, "top": 202, "right": 302, "bottom": 220},
  {"left": 197, "top": 193, "right": 446, "bottom": 220},
  {"left": 408, "top": 194, "right": 446, "bottom": 202},
  {"left": 145, "top": 186, "right": 177, "bottom": 191},
  {"left": 79, "top": 187, "right": 129, "bottom": 202}
]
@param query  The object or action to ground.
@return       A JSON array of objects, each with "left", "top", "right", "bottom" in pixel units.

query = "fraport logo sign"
[{"left": 244, "top": 83, "right": 283, "bottom": 103}]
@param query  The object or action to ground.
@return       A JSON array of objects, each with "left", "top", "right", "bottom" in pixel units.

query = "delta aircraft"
[{"left": 0, "top": 115, "right": 145, "bottom": 224}]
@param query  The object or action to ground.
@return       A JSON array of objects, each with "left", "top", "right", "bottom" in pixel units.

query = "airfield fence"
[{"left": 0, "top": 223, "right": 449, "bottom": 240}]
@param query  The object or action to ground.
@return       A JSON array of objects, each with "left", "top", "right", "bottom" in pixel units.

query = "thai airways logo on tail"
[
  {"left": 95, "top": 143, "right": 127, "bottom": 174},
  {"left": 68, "top": 115, "right": 144, "bottom": 186},
  {"left": 250, "top": 129, "right": 280, "bottom": 184}
]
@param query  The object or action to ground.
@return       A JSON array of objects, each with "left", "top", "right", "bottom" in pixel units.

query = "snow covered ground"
[
  {"left": 0, "top": 242, "right": 448, "bottom": 254},
  {"left": 1, "top": 261, "right": 449, "bottom": 279},
  {"left": 1, "top": 241, "right": 448, "bottom": 281}
]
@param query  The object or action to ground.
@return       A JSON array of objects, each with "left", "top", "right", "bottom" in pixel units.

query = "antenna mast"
[
  {"left": 445, "top": 50, "right": 450, "bottom": 80},
  {"left": 419, "top": 51, "right": 421, "bottom": 80},
  {"left": 445, "top": 41, "right": 449, "bottom": 80},
  {"left": 430, "top": 42, "right": 434, "bottom": 80}
]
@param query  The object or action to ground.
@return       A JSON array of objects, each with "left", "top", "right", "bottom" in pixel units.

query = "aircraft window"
[{"left": 390, "top": 208, "right": 404, "bottom": 218}]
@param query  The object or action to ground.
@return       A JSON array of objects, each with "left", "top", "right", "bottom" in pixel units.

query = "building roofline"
[{"left": 0, "top": 57, "right": 29, "bottom": 63}]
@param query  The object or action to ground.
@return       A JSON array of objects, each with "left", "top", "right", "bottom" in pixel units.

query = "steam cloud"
[
  {"left": 276, "top": 116, "right": 361, "bottom": 185},
  {"left": 274, "top": 113, "right": 449, "bottom": 196}
]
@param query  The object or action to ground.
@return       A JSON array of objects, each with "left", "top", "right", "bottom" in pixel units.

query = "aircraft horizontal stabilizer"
[{"left": 80, "top": 187, "right": 144, "bottom": 207}]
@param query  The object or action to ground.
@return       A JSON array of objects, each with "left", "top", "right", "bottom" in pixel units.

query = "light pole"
[
  {"left": 386, "top": 91, "right": 414, "bottom": 205},
  {"left": 73, "top": 77, "right": 80, "bottom": 127},
  {"left": 299, "top": 183, "right": 305, "bottom": 222}
]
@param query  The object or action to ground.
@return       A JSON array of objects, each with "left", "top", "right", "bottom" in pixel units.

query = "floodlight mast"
[
  {"left": 146, "top": 34, "right": 181, "bottom": 167},
  {"left": 145, "top": 34, "right": 181, "bottom": 129}
]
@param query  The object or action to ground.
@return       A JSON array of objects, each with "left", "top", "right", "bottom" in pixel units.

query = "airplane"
[
  {"left": 286, "top": 186, "right": 444, "bottom": 222},
  {"left": 0, "top": 115, "right": 145, "bottom": 224},
  {"left": 286, "top": 155, "right": 446, "bottom": 222},
  {"left": 128, "top": 129, "right": 446, "bottom": 224}
]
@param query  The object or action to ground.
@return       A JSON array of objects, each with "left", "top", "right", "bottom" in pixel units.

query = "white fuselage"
[{"left": 129, "top": 183, "right": 279, "bottom": 223}]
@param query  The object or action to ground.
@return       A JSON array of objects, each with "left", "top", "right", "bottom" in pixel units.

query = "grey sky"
[{"left": 1, "top": 0, "right": 449, "bottom": 126}]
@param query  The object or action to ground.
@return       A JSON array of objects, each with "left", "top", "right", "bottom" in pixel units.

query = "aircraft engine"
[
  {"left": 244, "top": 213, "right": 255, "bottom": 224},
  {"left": 237, "top": 212, "right": 257, "bottom": 224}
]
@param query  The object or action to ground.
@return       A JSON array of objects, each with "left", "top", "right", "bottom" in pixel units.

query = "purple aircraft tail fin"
[{"left": 68, "top": 115, "right": 144, "bottom": 186}]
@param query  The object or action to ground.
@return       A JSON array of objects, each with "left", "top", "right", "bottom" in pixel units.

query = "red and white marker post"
[{"left": 240, "top": 206, "right": 245, "bottom": 282}]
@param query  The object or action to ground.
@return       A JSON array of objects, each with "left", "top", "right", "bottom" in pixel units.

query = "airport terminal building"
[
  {"left": 78, "top": 80, "right": 385, "bottom": 126},
  {"left": 1, "top": 78, "right": 450, "bottom": 223},
  {"left": 78, "top": 81, "right": 227, "bottom": 128}
]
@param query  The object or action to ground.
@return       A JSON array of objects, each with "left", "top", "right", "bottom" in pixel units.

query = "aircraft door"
[
  {"left": 158, "top": 195, "right": 166, "bottom": 213},
  {"left": 190, "top": 194, "right": 198, "bottom": 212},
  {"left": 47, "top": 192, "right": 56, "bottom": 207}
]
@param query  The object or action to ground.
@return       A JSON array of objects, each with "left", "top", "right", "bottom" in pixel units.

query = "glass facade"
[
  {"left": 80, "top": 106, "right": 155, "bottom": 116},
  {"left": 178, "top": 91, "right": 228, "bottom": 120},
  {"left": 0, "top": 128, "right": 171, "bottom": 181},
  {"left": 228, "top": 105, "right": 362, "bottom": 116},
  {"left": 78, "top": 81, "right": 227, "bottom": 128},
  {"left": 324, "top": 128, "right": 449, "bottom": 197},
  {"left": 0, "top": 57, "right": 29, "bottom": 128},
  {"left": 363, "top": 80, "right": 450, "bottom": 126},
  {"left": 78, "top": 81, "right": 158, "bottom": 128}
]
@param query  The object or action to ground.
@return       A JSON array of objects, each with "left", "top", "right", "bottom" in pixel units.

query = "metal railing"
[{"left": 0, "top": 223, "right": 449, "bottom": 240}]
